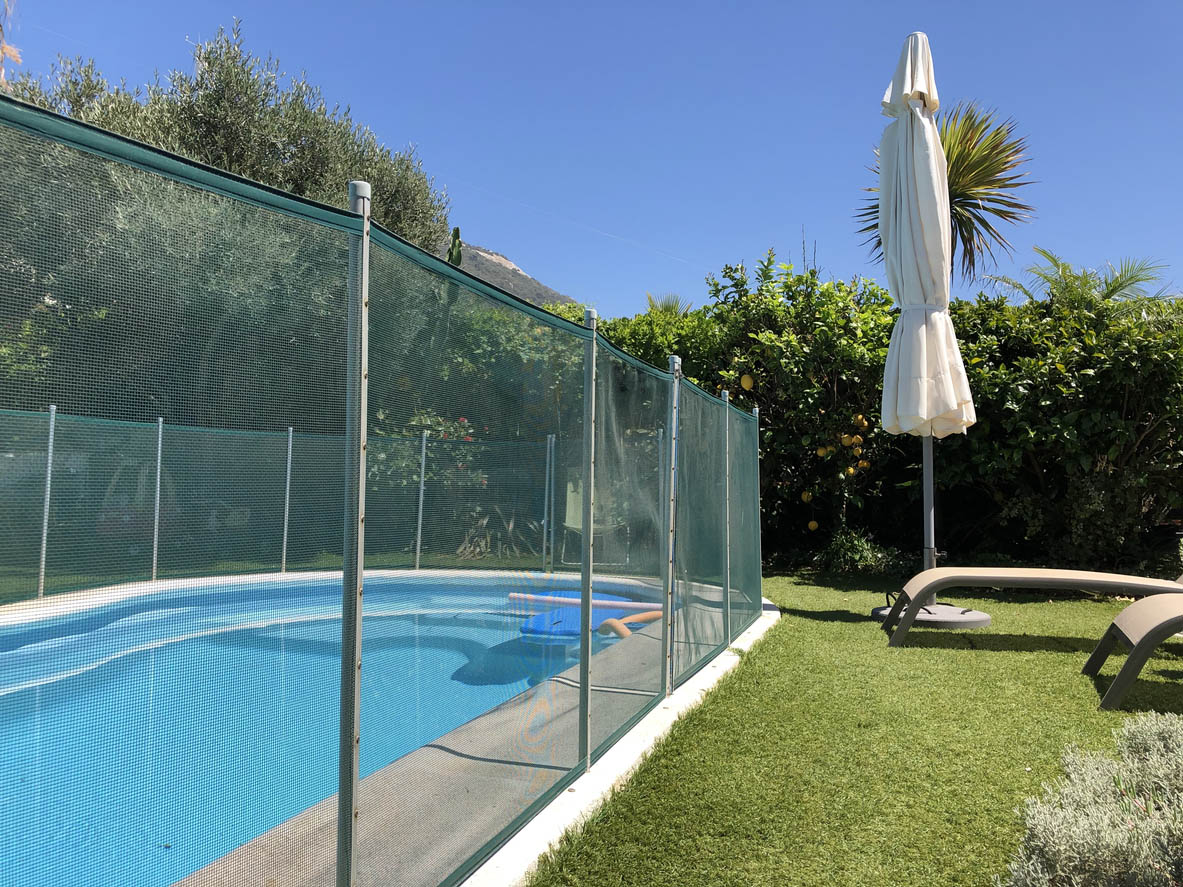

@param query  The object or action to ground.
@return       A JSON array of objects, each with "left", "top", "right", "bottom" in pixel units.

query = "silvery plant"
[{"left": 999, "top": 712, "right": 1183, "bottom": 886}]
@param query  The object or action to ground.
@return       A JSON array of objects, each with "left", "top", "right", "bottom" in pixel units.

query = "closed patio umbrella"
[{"left": 875, "top": 32, "right": 987, "bottom": 628}]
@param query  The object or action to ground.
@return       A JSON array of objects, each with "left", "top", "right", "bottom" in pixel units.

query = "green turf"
[{"left": 526, "top": 574, "right": 1183, "bottom": 887}]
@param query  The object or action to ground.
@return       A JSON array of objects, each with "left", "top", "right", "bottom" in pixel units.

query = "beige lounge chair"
[
  {"left": 881, "top": 567, "right": 1183, "bottom": 648},
  {"left": 1082, "top": 593, "right": 1183, "bottom": 709}
]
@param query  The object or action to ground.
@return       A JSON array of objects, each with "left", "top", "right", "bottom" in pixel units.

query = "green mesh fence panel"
[
  {"left": 43, "top": 414, "right": 158, "bottom": 593},
  {"left": 0, "top": 106, "right": 352, "bottom": 887},
  {"left": 589, "top": 348, "right": 668, "bottom": 759},
  {"left": 286, "top": 431, "right": 347, "bottom": 570},
  {"left": 672, "top": 382, "right": 728, "bottom": 686},
  {"left": 0, "top": 410, "right": 52, "bottom": 603},
  {"left": 728, "top": 410, "right": 763, "bottom": 639},
  {"left": 355, "top": 237, "right": 587, "bottom": 886},
  {"left": 158, "top": 425, "right": 289, "bottom": 578},
  {"left": 0, "top": 95, "right": 763, "bottom": 887},
  {"left": 363, "top": 433, "right": 421, "bottom": 567},
  {"left": 416, "top": 437, "right": 549, "bottom": 569}
]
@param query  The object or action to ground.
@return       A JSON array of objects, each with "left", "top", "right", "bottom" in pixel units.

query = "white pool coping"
[
  {"left": 461, "top": 598, "right": 781, "bottom": 887},
  {"left": 0, "top": 568, "right": 665, "bottom": 627}
]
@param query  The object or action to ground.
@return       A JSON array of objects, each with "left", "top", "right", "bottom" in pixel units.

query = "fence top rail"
[{"left": 0, "top": 93, "right": 364, "bottom": 237}]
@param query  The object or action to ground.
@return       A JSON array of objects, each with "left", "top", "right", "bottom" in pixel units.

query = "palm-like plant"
[
  {"left": 646, "top": 292, "right": 691, "bottom": 316},
  {"left": 856, "top": 102, "right": 1035, "bottom": 281},
  {"left": 988, "top": 247, "right": 1165, "bottom": 302},
  {"left": 989, "top": 246, "right": 1180, "bottom": 324}
]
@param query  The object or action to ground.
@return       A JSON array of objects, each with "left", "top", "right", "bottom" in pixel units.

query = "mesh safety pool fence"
[{"left": 0, "top": 93, "right": 762, "bottom": 887}]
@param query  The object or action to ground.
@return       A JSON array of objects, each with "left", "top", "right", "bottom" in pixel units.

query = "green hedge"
[{"left": 593, "top": 251, "right": 1183, "bottom": 573}]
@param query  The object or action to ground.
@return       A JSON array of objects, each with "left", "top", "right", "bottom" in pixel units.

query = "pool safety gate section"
[{"left": 0, "top": 93, "right": 762, "bottom": 887}]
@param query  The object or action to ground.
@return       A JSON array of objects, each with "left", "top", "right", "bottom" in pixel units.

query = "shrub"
[
  {"left": 811, "top": 526, "right": 910, "bottom": 576},
  {"left": 591, "top": 248, "right": 1183, "bottom": 571},
  {"left": 997, "top": 712, "right": 1183, "bottom": 887},
  {"left": 696, "top": 251, "right": 901, "bottom": 558},
  {"left": 945, "top": 265, "right": 1183, "bottom": 569}
]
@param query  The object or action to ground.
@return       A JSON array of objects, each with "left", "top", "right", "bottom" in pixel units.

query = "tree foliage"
[
  {"left": 856, "top": 102, "right": 1034, "bottom": 281},
  {"left": 9, "top": 22, "right": 449, "bottom": 249},
  {"left": 591, "top": 249, "right": 1183, "bottom": 573}
]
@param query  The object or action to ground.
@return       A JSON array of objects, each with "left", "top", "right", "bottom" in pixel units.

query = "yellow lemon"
[
  {"left": 853, "top": 447, "right": 863, "bottom": 456},
  {"left": 841, "top": 434, "right": 854, "bottom": 447},
  {"left": 845, "top": 466, "right": 856, "bottom": 476},
  {"left": 858, "top": 459, "right": 870, "bottom": 469},
  {"left": 852, "top": 435, "right": 864, "bottom": 446},
  {"left": 853, "top": 414, "right": 865, "bottom": 425},
  {"left": 816, "top": 446, "right": 827, "bottom": 457},
  {"left": 740, "top": 374, "right": 754, "bottom": 391},
  {"left": 801, "top": 491, "right": 813, "bottom": 503},
  {"left": 807, "top": 520, "right": 819, "bottom": 531}
]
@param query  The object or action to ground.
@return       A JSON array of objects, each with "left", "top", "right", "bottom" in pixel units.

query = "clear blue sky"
[{"left": 8, "top": 0, "right": 1182, "bottom": 318}]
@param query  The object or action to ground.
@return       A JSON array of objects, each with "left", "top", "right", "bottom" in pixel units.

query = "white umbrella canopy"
[
  {"left": 878, "top": 32, "right": 976, "bottom": 439},
  {"left": 873, "top": 31, "right": 989, "bottom": 620}
]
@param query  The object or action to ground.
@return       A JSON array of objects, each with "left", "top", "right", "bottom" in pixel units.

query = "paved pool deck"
[{"left": 179, "top": 597, "right": 778, "bottom": 887}]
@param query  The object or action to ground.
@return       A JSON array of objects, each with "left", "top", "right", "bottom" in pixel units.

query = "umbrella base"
[{"left": 871, "top": 602, "right": 991, "bottom": 630}]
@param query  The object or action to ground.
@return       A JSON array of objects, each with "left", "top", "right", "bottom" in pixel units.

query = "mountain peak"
[{"left": 456, "top": 242, "right": 575, "bottom": 307}]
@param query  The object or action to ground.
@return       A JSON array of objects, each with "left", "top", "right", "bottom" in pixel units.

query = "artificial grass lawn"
[{"left": 527, "top": 574, "right": 1183, "bottom": 887}]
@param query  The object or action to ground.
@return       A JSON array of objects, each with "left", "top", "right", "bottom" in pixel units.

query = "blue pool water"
[{"left": 0, "top": 573, "right": 611, "bottom": 886}]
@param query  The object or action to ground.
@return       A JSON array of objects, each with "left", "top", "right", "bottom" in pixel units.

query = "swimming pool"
[{"left": 0, "top": 570, "right": 661, "bottom": 886}]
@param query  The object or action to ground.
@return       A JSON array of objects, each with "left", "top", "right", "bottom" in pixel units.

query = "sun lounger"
[
  {"left": 881, "top": 567, "right": 1183, "bottom": 648},
  {"left": 1082, "top": 592, "right": 1183, "bottom": 709}
]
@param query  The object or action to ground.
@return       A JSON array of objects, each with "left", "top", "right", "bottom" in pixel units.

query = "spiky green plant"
[
  {"left": 989, "top": 246, "right": 1180, "bottom": 326},
  {"left": 856, "top": 102, "right": 1035, "bottom": 281},
  {"left": 445, "top": 226, "right": 462, "bottom": 267},
  {"left": 988, "top": 246, "right": 1165, "bottom": 302},
  {"left": 645, "top": 292, "right": 691, "bottom": 316}
]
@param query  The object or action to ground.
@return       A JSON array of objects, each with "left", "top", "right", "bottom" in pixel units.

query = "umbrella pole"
[{"left": 922, "top": 435, "right": 936, "bottom": 571}]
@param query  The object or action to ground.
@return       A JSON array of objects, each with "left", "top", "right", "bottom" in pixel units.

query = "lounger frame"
[
  {"left": 881, "top": 567, "right": 1182, "bottom": 648},
  {"left": 880, "top": 567, "right": 1183, "bottom": 709}
]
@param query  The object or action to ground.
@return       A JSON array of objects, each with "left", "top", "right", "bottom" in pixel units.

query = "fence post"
[
  {"left": 661, "top": 358, "right": 681, "bottom": 696},
  {"left": 152, "top": 417, "right": 163, "bottom": 581},
  {"left": 721, "top": 391, "right": 731, "bottom": 643},
  {"left": 337, "top": 180, "right": 370, "bottom": 887},
  {"left": 548, "top": 434, "right": 557, "bottom": 572},
  {"left": 37, "top": 404, "right": 57, "bottom": 598},
  {"left": 282, "top": 427, "right": 293, "bottom": 572},
  {"left": 753, "top": 406, "right": 763, "bottom": 581},
  {"left": 541, "top": 433, "right": 553, "bottom": 572},
  {"left": 578, "top": 308, "right": 597, "bottom": 770},
  {"left": 414, "top": 430, "right": 427, "bottom": 569}
]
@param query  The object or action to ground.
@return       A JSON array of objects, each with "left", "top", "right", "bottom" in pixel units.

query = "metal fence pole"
[
  {"left": 337, "top": 180, "right": 370, "bottom": 887},
  {"left": 656, "top": 426, "right": 665, "bottom": 510},
  {"left": 721, "top": 391, "right": 731, "bottom": 644},
  {"left": 541, "top": 433, "right": 553, "bottom": 572},
  {"left": 578, "top": 308, "right": 597, "bottom": 770},
  {"left": 548, "top": 434, "right": 557, "bottom": 572},
  {"left": 414, "top": 430, "right": 427, "bottom": 569},
  {"left": 37, "top": 403, "right": 57, "bottom": 598},
  {"left": 753, "top": 406, "right": 763, "bottom": 582},
  {"left": 281, "top": 427, "right": 293, "bottom": 572},
  {"left": 661, "top": 358, "right": 681, "bottom": 696},
  {"left": 151, "top": 417, "right": 163, "bottom": 581}
]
